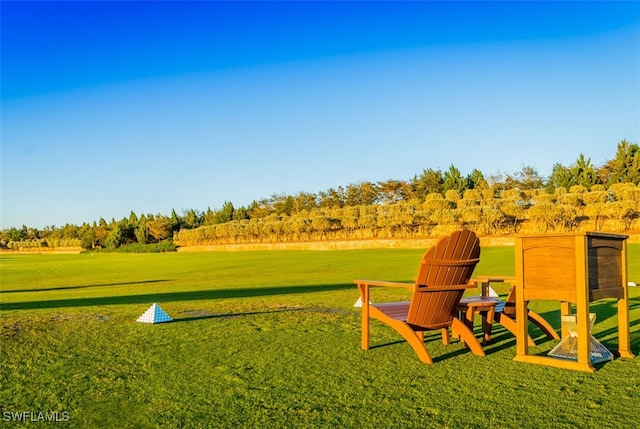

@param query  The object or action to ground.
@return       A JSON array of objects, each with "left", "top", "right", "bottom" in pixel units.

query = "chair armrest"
[
  {"left": 353, "top": 279, "right": 414, "bottom": 290},
  {"left": 354, "top": 280, "right": 413, "bottom": 308},
  {"left": 473, "top": 276, "right": 515, "bottom": 283},
  {"left": 414, "top": 282, "right": 478, "bottom": 292},
  {"left": 473, "top": 276, "right": 515, "bottom": 297},
  {"left": 355, "top": 280, "right": 478, "bottom": 298}
]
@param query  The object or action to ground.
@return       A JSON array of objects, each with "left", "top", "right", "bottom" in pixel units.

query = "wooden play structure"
[
  {"left": 513, "top": 232, "right": 634, "bottom": 372},
  {"left": 354, "top": 230, "right": 484, "bottom": 364}
]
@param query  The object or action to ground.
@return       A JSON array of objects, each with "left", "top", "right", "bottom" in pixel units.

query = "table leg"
[
  {"left": 482, "top": 306, "right": 495, "bottom": 344},
  {"left": 464, "top": 307, "right": 476, "bottom": 341}
]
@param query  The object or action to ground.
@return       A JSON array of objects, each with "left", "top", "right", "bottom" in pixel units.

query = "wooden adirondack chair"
[
  {"left": 494, "top": 284, "right": 560, "bottom": 345},
  {"left": 354, "top": 230, "right": 484, "bottom": 364},
  {"left": 472, "top": 278, "right": 559, "bottom": 346}
]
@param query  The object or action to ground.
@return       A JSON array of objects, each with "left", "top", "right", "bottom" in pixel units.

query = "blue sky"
[{"left": 1, "top": 1, "right": 639, "bottom": 229}]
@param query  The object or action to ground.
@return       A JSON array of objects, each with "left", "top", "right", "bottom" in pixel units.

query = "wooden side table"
[{"left": 457, "top": 296, "right": 500, "bottom": 344}]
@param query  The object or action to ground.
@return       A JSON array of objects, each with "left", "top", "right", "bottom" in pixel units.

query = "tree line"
[{"left": 2, "top": 140, "right": 639, "bottom": 250}]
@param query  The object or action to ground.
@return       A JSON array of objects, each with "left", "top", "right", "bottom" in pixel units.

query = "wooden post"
[
  {"left": 560, "top": 301, "right": 572, "bottom": 338},
  {"left": 574, "top": 235, "right": 594, "bottom": 372},
  {"left": 359, "top": 283, "right": 370, "bottom": 350},
  {"left": 618, "top": 240, "right": 633, "bottom": 358},
  {"left": 514, "top": 236, "right": 529, "bottom": 359}
]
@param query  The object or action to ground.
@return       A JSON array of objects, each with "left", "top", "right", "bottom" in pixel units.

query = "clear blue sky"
[{"left": 1, "top": 1, "right": 639, "bottom": 229}]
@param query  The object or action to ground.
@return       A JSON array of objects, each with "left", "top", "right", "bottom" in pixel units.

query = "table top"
[{"left": 459, "top": 296, "right": 500, "bottom": 306}]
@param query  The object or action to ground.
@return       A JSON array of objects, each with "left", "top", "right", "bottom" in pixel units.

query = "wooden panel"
[
  {"left": 524, "top": 288, "right": 576, "bottom": 302},
  {"left": 590, "top": 288, "right": 624, "bottom": 301},
  {"left": 521, "top": 236, "right": 576, "bottom": 293},
  {"left": 587, "top": 236, "right": 624, "bottom": 296}
]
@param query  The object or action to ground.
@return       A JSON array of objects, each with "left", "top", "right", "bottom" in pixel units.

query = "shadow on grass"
[
  {"left": 492, "top": 297, "right": 640, "bottom": 357},
  {"left": 367, "top": 331, "right": 486, "bottom": 362},
  {"left": 0, "top": 283, "right": 354, "bottom": 311},
  {"left": 172, "top": 306, "right": 307, "bottom": 323},
  {"left": 0, "top": 279, "right": 173, "bottom": 294},
  {"left": 545, "top": 296, "right": 640, "bottom": 355},
  {"left": 431, "top": 347, "right": 476, "bottom": 363}
]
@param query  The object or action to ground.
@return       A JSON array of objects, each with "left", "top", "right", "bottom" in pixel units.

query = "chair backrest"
[
  {"left": 501, "top": 286, "right": 517, "bottom": 317},
  {"left": 407, "top": 230, "right": 480, "bottom": 330}
]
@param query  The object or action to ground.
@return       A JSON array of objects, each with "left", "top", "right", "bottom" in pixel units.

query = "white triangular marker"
[
  {"left": 488, "top": 286, "right": 499, "bottom": 298},
  {"left": 354, "top": 297, "right": 373, "bottom": 308},
  {"left": 137, "top": 303, "right": 173, "bottom": 324}
]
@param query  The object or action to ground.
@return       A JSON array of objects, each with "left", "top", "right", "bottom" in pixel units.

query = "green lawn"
[{"left": 1, "top": 246, "right": 639, "bottom": 428}]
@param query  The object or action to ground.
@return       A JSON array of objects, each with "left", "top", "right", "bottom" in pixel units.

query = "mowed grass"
[{"left": 1, "top": 245, "right": 639, "bottom": 428}]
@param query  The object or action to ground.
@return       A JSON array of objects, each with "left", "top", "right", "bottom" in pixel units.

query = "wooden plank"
[
  {"left": 513, "top": 355, "right": 595, "bottom": 372},
  {"left": 618, "top": 239, "right": 633, "bottom": 358},
  {"left": 515, "top": 236, "right": 528, "bottom": 358},
  {"left": 524, "top": 288, "right": 577, "bottom": 302},
  {"left": 575, "top": 234, "right": 591, "bottom": 368}
]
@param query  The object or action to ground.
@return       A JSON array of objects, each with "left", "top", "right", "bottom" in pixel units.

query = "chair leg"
[
  {"left": 361, "top": 313, "right": 370, "bottom": 350},
  {"left": 394, "top": 321, "right": 433, "bottom": 364},
  {"left": 528, "top": 310, "right": 560, "bottom": 340},
  {"left": 382, "top": 317, "right": 434, "bottom": 364},
  {"left": 359, "top": 285, "right": 370, "bottom": 350},
  {"left": 368, "top": 307, "right": 434, "bottom": 364},
  {"left": 451, "top": 318, "right": 485, "bottom": 357},
  {"left": 441, "top": 328, "right": 450, "bottom": 345},
  {"left": 495, "top": 313, "right": 535, "bottom": 347}
]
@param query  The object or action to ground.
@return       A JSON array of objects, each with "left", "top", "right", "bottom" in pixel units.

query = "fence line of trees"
[
  {"left": 2, "top": 140, "right": 639, "bottom": 250},
  {"left": 174, "top": 183, "right": 639, "bottom": 246}
]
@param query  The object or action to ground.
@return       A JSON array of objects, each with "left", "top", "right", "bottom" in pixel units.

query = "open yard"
[{"left": 1, "top": 246, "right": 639, "bottom": 428}]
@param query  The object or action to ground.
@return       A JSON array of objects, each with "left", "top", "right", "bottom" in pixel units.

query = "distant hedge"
[{"left": 89, "top": 242, "right": 177, "bottom": 253}]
